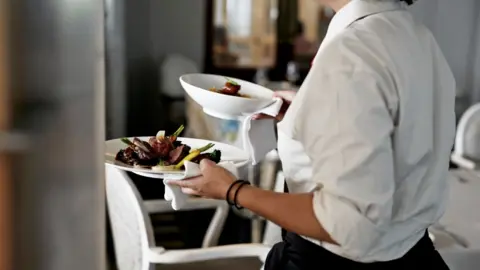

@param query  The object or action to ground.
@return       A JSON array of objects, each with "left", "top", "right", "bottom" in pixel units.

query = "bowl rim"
[{"left": 179, "top": 73, "right": 274, "bottom": 101}]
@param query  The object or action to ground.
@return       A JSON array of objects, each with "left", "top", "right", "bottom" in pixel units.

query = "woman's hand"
[
  {"left": 166, "top": 159, "right": 236, "bottom": 200},
  {"left": 252, "top": 90, "right": 297, "bottom": 121}
]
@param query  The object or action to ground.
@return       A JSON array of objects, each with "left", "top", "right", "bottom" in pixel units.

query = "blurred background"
[{"left": 2, "top": 0, "right": 480, "bottom": 270}]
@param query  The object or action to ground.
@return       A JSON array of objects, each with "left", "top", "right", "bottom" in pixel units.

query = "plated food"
[
  {"left": 209, "top": 78, "right": 250, "bottom": 98},
  {"left": 115, "top": 125, "right": 221, "bottom": 171}
]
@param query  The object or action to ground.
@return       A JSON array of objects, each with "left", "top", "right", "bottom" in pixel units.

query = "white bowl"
[{"left": 180, "top": 73, "right": 275, "bottom": 118}]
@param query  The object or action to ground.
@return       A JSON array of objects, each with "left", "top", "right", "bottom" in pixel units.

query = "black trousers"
[{"left": 264, "top": 231, "right": 450, "bottom": 270}]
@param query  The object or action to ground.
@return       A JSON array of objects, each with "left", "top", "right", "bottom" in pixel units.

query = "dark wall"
[
  {"left": 124, "top": 0, "right": 165, "bottom": 136},
  {"left": 120, "top": 0, "right": 208, "bottom": 136},
  {"left": 105, "top": 0, "right": 127, "bottom": 139},
  {"left": 150, "top": 0, "right": 207, "bottom": 69}
]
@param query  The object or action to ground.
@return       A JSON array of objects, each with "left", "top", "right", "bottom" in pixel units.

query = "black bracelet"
[
  {"left": 225, "top": 180, "right": 244, "bottom": 205},
  {"left": 233, "top": 180, "right": 251, "bottom": 210}
]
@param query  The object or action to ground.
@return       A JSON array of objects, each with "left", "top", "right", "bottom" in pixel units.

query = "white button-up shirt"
[{"left": 277, "top": 0, "right": 456, "bottom": 262}]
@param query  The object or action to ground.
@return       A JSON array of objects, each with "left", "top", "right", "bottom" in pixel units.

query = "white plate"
[
  {"left": 105, "top": 137, "right": 250, "bottom": 179},
  {"left": 180, "top": 73, "right": 275, "bottom": 118}
]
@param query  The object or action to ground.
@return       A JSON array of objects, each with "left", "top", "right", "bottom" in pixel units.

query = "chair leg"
[{"left": 202, "top": 202, "right": 229, "bottom": 248}]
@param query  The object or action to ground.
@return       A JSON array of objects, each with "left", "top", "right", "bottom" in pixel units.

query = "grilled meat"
[
  {"left": 168, "top": 144, "right": 191, "bottom": 164},
  {"left": 115, "top": 147, "right": 137, "bottom": 165},
  {"left": 149, "top": 137, "right": 173, "bottom": 158},
  {"left": 221, "top": 82, "right": 241, "bottom": 95}
]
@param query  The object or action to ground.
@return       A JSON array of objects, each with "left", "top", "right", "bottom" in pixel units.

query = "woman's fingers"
[
  {"left": 181, "top": 188, "right": 199, "bottom": 196},
  {"left": 252, "top": 113, "right": 275, "bottom": 120},
  {"left": 166, "top": 178, "right": 197, "bottom": 189},
  {"left": 273, "top": 90, "right": 297, "bottom": 103},
  {"left": 250, "top": 90, "right": 296, "bottom": 121},
  {"left": 167, "top": 179, "right": 201, "bottom": 196},
  {"left": 252, "top": 113, "right": 285, "bottom": 121}
]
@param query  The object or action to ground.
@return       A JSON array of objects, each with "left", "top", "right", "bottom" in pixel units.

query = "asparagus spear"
[
  {"left": 170, "top": 125, "right": 185, "bottom": 141},
  {"left": 174, "top": 143, "right": 215, "bottom": 169},
  {"left": 121, "top": 138, "right": 134, "bottom": 147}
]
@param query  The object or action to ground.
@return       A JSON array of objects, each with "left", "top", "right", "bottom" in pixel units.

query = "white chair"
[
  {"left": 159, "top": 54, "right": 220, "bottom": 142},
  {"left": 106, "top": 166, "right": 271, "bottom": 270},
  {"left": 451, "top": 103, "right": 480, "bottom": 169},
  {"left": 261, "top": 170, "right": 284, "bottom": 247},
  {"left": 440, "top": 250, "right": 480, "bottom": 270},
  {"left": 160, "top": 54, "right": 198, "bottom": 99},
  {"left": 159, "top": 54, "right": 197, "bottom": 129}
]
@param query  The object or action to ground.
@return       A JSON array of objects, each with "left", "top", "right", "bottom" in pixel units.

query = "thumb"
[{"left": 199, "top": 159, "right": 215, "bottom": 172}]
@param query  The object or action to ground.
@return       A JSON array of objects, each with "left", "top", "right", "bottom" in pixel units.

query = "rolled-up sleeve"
[{"left": 294, "top": 64, "right": 396, "bottom": 258}]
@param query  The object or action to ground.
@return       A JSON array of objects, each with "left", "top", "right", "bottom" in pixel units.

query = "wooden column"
[
  {"left": 251, "top": 0, "right": 264, "bottom": 65},
  {"left": 251, "top": 0, "right": 276, "bottom": 67},
  {"left": 0, "top": 0, "right": 12, "bottom": 268},
  {"left": 222, "top": 0, "right": 227, "bottom": 27},
  {"left": 298, "top": 0, "right": 320, "bottom": 42},
  {"left": 9, "top": 1, "right": 106, "bottom": 269}
]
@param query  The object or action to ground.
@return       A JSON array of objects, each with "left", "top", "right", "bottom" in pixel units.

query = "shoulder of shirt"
[
  {"left": 314, "top": 30, "right": 386, "bottom": 77},
  {"left": 313, "top": 11, "right": 433, "bottom": 76}
]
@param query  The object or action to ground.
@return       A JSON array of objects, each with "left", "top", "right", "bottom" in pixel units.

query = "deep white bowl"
[{"left": 180, "top": 73, "right": 275, "bottom": 118}]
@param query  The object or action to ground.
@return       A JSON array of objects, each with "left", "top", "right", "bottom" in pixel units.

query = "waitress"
[{"left": 169, "top": 0, "right": 454, "bottom": 268}]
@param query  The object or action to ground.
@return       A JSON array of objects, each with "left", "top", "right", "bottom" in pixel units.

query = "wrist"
[
  {"left": 224, "top": 180, "right": 244, "bottom": 202},
  {"left": 231, "top": 182, "right": 252, "bottom": 209},
  {"left": 224, "top": 180, "right": 251, "bottom": 208}
]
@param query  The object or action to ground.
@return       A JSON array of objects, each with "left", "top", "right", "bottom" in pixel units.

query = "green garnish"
[
  {"left": 208, "top": 150, "right": 222, "bottom": 163},
  {"left": 121, "top": 138, "right": 133, "bottom": 146},
  {"left": 225, "top": 77, "right": 239, "bottom": 86},
  {"left": 195, "top": 143, "right": 215, "bottom": 153},
  {"left": 171, "top": 125, "right": 185, "bottom": 138}
]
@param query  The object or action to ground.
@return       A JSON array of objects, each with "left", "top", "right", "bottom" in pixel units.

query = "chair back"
[
  {"left": 160, "top": 54, "right": 198, "bottom": 98},
  {"left": 262, "top": 171, "right": 284, "bottom": 246},
  {"left": 106, "top": 166, "right": 157, "bottom": 270},
  {"left": 440, "top": 250, "right": 480, "bottom": 270},
  {"left": 454, "top": 103, "right": 480, "bottom": 161}
]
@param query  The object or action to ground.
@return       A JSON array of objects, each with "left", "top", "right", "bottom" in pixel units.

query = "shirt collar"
[{"left": 324, "top": 0, "right": 404, "bottom": 42}]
